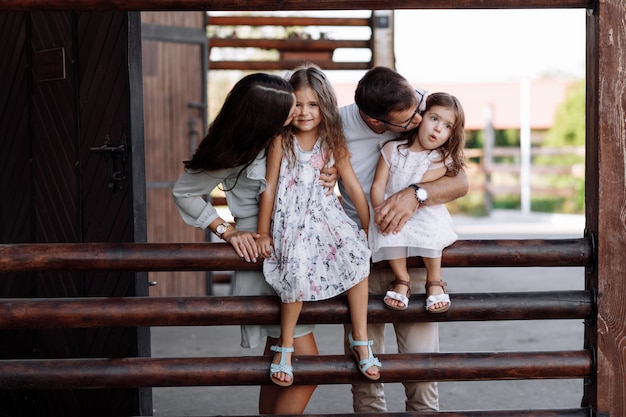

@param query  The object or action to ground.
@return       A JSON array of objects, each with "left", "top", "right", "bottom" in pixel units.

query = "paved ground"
[{"left": 150, "top": 210, "right": 586, "bottom": 415}]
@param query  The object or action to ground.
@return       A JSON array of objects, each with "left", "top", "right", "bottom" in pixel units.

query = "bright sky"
[
  {"left": 394, "top": 9, "right": 586, "bottom": 83},
  {"left": 325, "top": 9, "right": 586, "bottom": 84}
]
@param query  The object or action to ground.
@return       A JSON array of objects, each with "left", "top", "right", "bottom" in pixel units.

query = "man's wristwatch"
[
  {"left": 215, "top": 222, "right": 232, "bottom": 240},
  {"left": 409, "top": 184, "right": 428, "bottom": 204}
]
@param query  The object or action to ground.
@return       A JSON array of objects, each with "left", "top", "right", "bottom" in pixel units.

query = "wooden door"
[{"left": 0, "top": 11, "right": 150, "bottom": 416}]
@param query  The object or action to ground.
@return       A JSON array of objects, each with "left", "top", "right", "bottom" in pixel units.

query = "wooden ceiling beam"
[
  {"left": 209, "top": 38, "right": 369, "bottom": 50},
  {"left": 208, "top": 16, "right": 372, "bottom": 27},
  {"left": 2, "top": 0, "right": 591, "bottom": 12},
  {"left": 208, "top": 60, "right": 372, "bottom": 70}
]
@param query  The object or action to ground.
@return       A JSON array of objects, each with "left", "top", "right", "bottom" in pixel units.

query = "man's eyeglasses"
[{"left": 365, "top": 89, "right": 427, "bottom": 130}]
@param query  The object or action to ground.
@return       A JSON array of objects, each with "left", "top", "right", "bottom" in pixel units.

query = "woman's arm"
[
  {"left": 172, "top": 169, "right": 222, "bottom": 230},
  {"left": 257, "top": 135, "right": 283, "bottom": 258},
  {"left": 172, "top": 165, "right": 261, "bottom": 263}
]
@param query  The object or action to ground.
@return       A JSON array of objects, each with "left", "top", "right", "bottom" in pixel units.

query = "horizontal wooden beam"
[
  {"left": 0, "top": 350, "right": 592, "bottom": 388},
  {"left": 187, "top": 410, "right": 589, "bottom": 417},
  {"left": 209, "top": 38, "right": 370, "bottom": 50},
  {"left": 0, "top": 291, "right": 591, "bottom": 328},
  {"left": 208, "top": 15, "right": 372, "bottom": 27},
  {"left": 0, "top": 238, "right": 592, "bottom": 273},
  {"left": 209, "top": 60, "right": 372, "bottom": 70},
  {"left": 0, "top": 0, "right": 592, "bottom": 12},
  {"left": 170, "top": 410, "right": 591, "bottom": 417}
]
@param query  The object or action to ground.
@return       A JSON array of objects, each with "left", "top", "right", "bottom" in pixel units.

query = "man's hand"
[
  {"left": 320, "top": 165, "right": 338, "bottom": 195},
  {"left": 373, "top": 187, "right": 419, "bottom": 235}
]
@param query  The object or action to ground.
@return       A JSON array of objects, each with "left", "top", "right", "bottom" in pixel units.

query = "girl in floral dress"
[
  {"left": 257, "top": 65, "right": 381, "bottom": 387},
  {"left": 370, "top": 92, "right": 466, "bottom": 313}
]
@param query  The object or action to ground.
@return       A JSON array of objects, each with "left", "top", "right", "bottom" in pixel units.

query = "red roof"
[{"left": 333, "top": 79, "right": 574, "bottom": 131}]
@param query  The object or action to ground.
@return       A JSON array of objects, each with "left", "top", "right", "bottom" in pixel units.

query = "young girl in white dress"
[
  {"left": 369, "top": 92, "right": 466, "bottom": 313},
  {"left": 257, "top": 65, "right": 381, "bottom": 386}
]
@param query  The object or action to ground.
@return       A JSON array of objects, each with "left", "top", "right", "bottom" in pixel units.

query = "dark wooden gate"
[{"left": 0, "top": 11, "right": 150, "bottom": 416}]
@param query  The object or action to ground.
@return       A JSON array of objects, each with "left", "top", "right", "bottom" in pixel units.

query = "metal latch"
[{"left": 90, "top": 134, "right": 127, "bottom": 192}]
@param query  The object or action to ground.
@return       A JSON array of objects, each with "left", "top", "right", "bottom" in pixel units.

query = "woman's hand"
[
  {"left": 224, "top": 228, "right": 260, "bottom": 263},
  {"left": 320, "top": 165, "right": 338, "bottom": 195}
]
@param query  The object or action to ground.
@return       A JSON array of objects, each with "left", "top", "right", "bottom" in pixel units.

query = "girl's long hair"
[
  {"left": 184, "top": 73, "right": 294, "bottom": 173},
  {"left": 282, "top": 64, "right": 348, "bottom": 167},
  {"left": 397, "top": 92, "right": 467, "bottom": 175}
]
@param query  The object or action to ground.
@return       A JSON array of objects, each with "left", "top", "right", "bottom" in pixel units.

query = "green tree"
[
  {"left": 535, "top": 79, "right": 585, "bottom": 213},
  {"left": 544, "top": 79, "right": 585, "bottom": 147}
]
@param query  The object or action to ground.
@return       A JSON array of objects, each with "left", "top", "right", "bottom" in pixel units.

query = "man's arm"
[
  {"left": 420, "top": 169, "right": 469, "bottom": 205},
  {"left": 373, "top": 170, "right": 468, "bottom": 235}
]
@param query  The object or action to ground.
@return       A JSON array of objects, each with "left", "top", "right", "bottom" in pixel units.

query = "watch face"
[
  {"left": 216, "top": 224, "right": 227, "bottom": 234},
  {"left": 417, "top": 188, "right": 428, "bottom": 201}
]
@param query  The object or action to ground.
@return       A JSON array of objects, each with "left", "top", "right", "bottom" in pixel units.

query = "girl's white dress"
[
  {"left": 369, "top": 140, "right": 458, "bottom": 262},
  {"left": 264, "top": 137, "right": 371, "bottom": 303}
]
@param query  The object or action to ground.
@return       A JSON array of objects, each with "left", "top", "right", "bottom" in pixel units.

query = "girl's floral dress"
[{"left": 263, "top": 136, "right": 370, "bottom": 303}]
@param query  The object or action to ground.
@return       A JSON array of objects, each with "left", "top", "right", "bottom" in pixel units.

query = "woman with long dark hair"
[{"left": 173, "top": 72, "right": 335, "bottom": 413}]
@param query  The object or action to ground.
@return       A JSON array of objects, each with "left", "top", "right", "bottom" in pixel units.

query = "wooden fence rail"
[
  {"left": 212, "top": 411, "right": 588, "bottom": 417},
  {"left": 0, "top": 350, "right": 592, "bottom": 389},
  {"left": 0, "top": 239, "right": 592, "bottom": 416},
  {"left": 229, "top": 411, "right": 590, "bottom": 417},
  {"left": 0, "top": 291, "right": 591, "bottom": 328},
  {"left": 0, "top": 238, "right": 592, "bottom": 272}
]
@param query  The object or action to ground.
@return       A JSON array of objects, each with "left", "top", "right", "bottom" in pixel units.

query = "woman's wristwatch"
[
  {"left": 408, "top": 184, "right": 428, "bottom": 204},
  {"left": 214, "top": 222, "right": 232, "bottom": 240}
]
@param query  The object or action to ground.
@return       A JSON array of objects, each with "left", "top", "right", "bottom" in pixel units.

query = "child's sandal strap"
[
  {"left": 392, "top": 279, "right": 412, "bottom": 289},
  {"left": 425, "top": 280, "right": 447, "bottom": 289}
]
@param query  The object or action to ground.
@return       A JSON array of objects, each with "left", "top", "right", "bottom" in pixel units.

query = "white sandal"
[
  {"left": 383, "top": 279, "right": 411, "bottom": 311},
  {"left": 425, "top": 281, "right": 451, "bottom": 313}
]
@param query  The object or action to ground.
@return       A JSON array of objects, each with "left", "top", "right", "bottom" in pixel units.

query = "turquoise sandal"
[
  {"left": 269, "top": 345, "right": 295, "bottom": 387},
  {"left": 348, "top": 332, "right": 381, "bottom": 381}
]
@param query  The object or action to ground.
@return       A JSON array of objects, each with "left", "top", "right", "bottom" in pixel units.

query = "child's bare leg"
[
  {"left": 423, "top": 257, "right": 449, "bottom": 311},
  {"left": 271, "top": 301, "right": 303, "bottom": 384},
  {"left": 261, "top": 332, "right": 318, "bottom": 413},
  {"left": 385, "top": 257, "right": 411, "bottom": 309},
  {"left": 346, "top": 278, "right": 379, "bottom": 378}
]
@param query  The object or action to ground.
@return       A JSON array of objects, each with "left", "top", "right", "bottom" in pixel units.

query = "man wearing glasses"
[{"left": 339, "top": 66, "right": 468, "bottom": 412}]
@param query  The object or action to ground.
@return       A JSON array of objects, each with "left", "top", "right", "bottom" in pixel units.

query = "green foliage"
[
  {"left": 465, "top": 129, "right": 520, "bottom": 149},
  {"left": 544, "top": 79, "right": 585, "bottom": 147},
  {"left": 496, "top": 129, "right": 520, "bottom": 147},
  {"left": 536, "top": 79, "right": 585, "bottom": 213}
]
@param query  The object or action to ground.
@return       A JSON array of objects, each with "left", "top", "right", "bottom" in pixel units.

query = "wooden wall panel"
[{"left": 141, "top": 12, "right": 209, "bottom": 296}]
